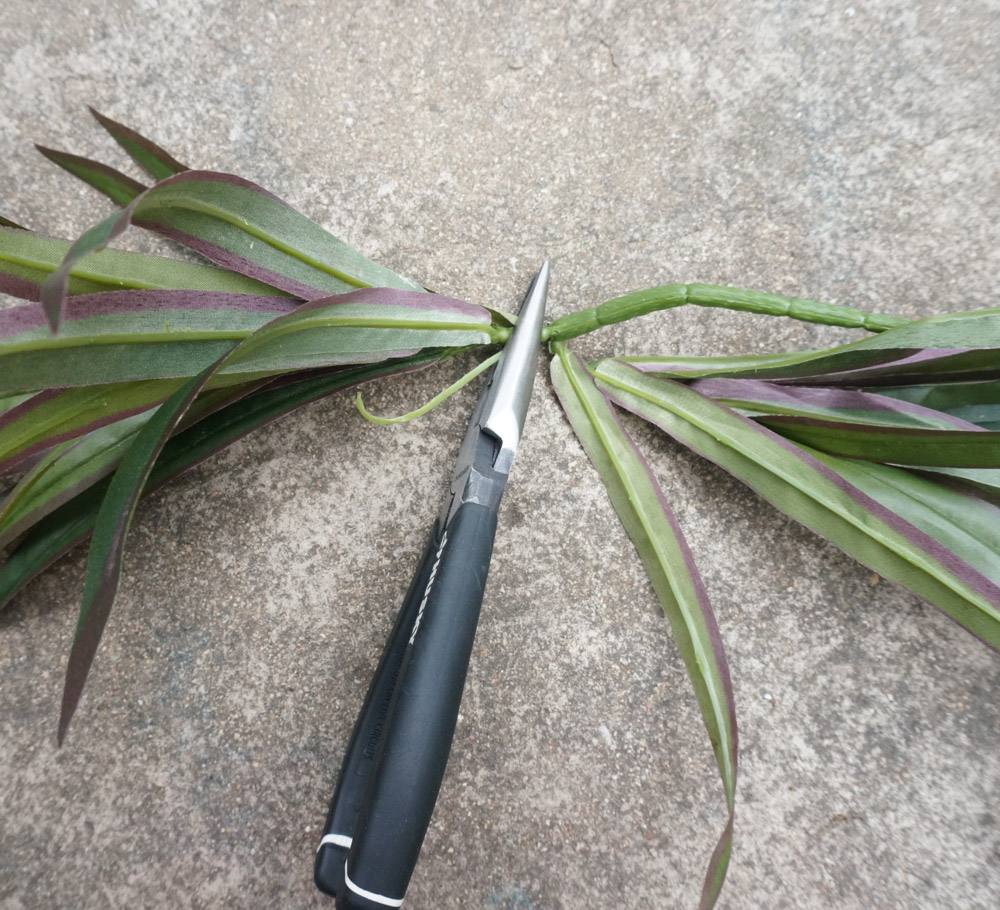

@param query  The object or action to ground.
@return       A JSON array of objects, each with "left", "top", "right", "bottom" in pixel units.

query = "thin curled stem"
[
  {"left": 356, "top": 351, "right": 501, "bottom": 425},
  {"left": 543, "top": 283, "right": 910, "bottom": 342}
]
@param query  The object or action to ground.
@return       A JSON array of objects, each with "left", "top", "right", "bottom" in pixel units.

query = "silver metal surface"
[
  {"left": 438, "top": 262, "right": 549, "bottom": 529},
  {"left": 477, "top": 260, "right": 550, "bottom": 475}
]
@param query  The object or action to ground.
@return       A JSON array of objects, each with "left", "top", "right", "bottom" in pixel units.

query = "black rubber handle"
[
  {"left": 314, "top": 521, "right": 443, "bottom": 897},
  {"left": 335, "top": 501, "right": 498, "bottom": 910}
]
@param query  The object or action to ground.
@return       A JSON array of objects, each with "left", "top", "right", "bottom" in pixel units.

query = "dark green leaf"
[
  {"left": 58, "top": 359, "right": 221, "bottom": 742},
  {"left": 0, "top": 352, "right": 445, "bottom": 613},
  {"left": 759, "top": 417, "right": 1000, "bottom": 468},
  {"left": 0, "top": 382, "right": 267, "bottom": 548},
  {"left": 0, "top": 215, "right": 28, "bottom": 231},
  {"left": 876, "top": 380, "right": 1000, "bottom": 431},
  {"left": 35, "top": 145, "right": 146, "bottom": 207},
  {"left": 804, "top": 453, "right": 1000, "bottom": 589},
  {"left": 0, "top": 381, "right": 183, "bottom": 475},
  {"left": 619, "top": 307, "right": 1000, "bottom": 386},
  {"left": 88, "top": 107, "right": 188, "bottom": 179}
]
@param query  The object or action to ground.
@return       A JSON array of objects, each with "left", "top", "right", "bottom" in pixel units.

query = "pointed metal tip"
[{"left": 521, "top": 261, "right": 550, "bottom": 319}]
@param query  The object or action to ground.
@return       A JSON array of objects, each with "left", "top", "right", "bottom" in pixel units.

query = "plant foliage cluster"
[{"left": 2, "top": 111, "right": 998, "bottom": 907}]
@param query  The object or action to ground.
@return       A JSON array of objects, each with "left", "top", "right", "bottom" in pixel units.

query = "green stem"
[
  {"left": 543, "top": 283, "right": 910, "bottom": 342},
  {"left": 356, "top": 351, "right": 501, "bottom": 424}
]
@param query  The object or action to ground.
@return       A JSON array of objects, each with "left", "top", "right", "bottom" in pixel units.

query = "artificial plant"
[{"left": 2, "top": 110, "right": 998, "bottom": 909}]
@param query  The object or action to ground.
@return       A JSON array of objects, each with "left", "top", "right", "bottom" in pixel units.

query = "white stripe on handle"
[
  {"left": 317, "top": 833, "right": 353, "bottom": 851},
  {"left": 344, "top": 864, "right": 405, "bottom": 907}
]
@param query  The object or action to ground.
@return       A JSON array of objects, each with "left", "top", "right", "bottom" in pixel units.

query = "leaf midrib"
[
  {"left": 559, "top": 349, "right": 735, "bottom": 800},
  {"left": 597, "top": 365, "right": 1000, "bottom": 623}
]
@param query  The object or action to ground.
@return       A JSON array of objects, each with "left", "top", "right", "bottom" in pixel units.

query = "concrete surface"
[{"left": 2, "top": 1, "right": 999, "bottom": 908}]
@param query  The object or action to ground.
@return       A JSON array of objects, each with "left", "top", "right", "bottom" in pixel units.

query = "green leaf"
[
  {"left": 621, "top": 307, "right": 1000, "bottom": 385},
  {"left": 689, "top": 378, "right": 1000, "bottom": 467},
  {"left": 551, "top": 344, "right": 737, "bottom": 910},
  {"left": 0, "top": 381, "right": 186, "bottom": 472},
  {"left": 0, "top": 352, "right": 446, "bottom": 613},
  {"left": 58, "top": 359, "right": 221, "bottom": 742},
  {"left": 758, "top": 417, "right": 1000, "bottom": 468},
  {"left": 0, "top": 480, "right": 110, "bottom": 611},
  {"left": 0, "top": 226, "right": 297, "bottom": 300},
  {"left": 88, "top": 107, "right": 188, "bottom": 179},
  {"left": 615, "top": 350, "right": 828, "bottom": 380},
  {"left": 910, "top": 467, "right": 1000, "bottom": 503},
  {"left": 0, "top": 415, "right": 149, "bottom": 548},
  {"left": 0, "top": 383, "right": 266, "bottom": 548},
  {"left": 804, "top": 454, "right": 1000, "bottom": 589},
  {"left": 40, "top": 170, "right": 424, "bottom": 329},
  {"left": 593, "top": 359, "right": 1000, "bottom": 650},
  {"left": 0, "top": 290, "right": 297, "bottom": 392},
  {"left": 1, "top": 287, "right": 498, "bottom": 391},
  {"left": 36, "top": 145, "right": 146, "bottom": 207},
  {"left": 876, "top": 380, "right": 1000, "bottom": 431},
  {"left": 54, "top": 294, "right": 459, "bottom": 739},
  {"left": 691, "top": 378, "right": 978, "bottom": 430},
  {"left": 0, "top": 392, "right": 34, "bottom": 417}
]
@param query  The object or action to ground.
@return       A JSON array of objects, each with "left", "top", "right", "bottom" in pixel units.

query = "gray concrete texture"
[{"left": 1, "top": 1, "right": 999, "bottom": 907}]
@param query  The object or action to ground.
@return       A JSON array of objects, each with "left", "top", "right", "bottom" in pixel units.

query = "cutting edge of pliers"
[{"left": 438, "top": 259, "right": 550, "bottom": 530}]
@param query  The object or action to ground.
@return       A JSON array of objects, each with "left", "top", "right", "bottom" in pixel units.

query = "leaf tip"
[
  {"left": 57, "top": 687, "right": 78, "bottom": 747},
  {"left": 39, "top": 279, "right": 64, "bottom": 335},
  {"left": 87, "top": 105, "right": 114, "bottom": 131}
]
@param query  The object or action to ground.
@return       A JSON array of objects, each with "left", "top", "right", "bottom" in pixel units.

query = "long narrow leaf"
[
  {"left": 1, "top": 289, "right": 299, "bottom": 391},
  {"left": 804, "top": 453, "right": 1000, "bottom": 589},
  {"left": 58, "top": 358, "right": 222, "bottom": 742},
  {"left": 88, "top": 107, "right": 188, "bottom": 179},
  {"left": 54, "top": 286, "right": 464, "bottom": 739},
  {"left": 0, "top": 480, "right": 110, "bottom": 610},
  {"left": 2, "top": 288, "right": 297, "bottom": 342},
  {"left": 40, "top": 170, "right": 423, "bottom": 329},
  {"left": 2, "top": 287, "right": 497, "bottom": 391},
  {"left": 216, "top": 289, "right": 500, "bottom": 378},
  {"left": 877, "top": 380, "right": 1000, "bottom": 431},
  {"left": 614, "top": 350, "right": 827, "bottom": 380},
  {"left": 0, "top": 226, "right": 297, "bottom": 301},
  {"left": 0, "top": 351, "right": 446, "bottom": 612},
  {"left": 0, "top": 382, "right": 269, "bottom": 548},
  {"left": 757, "top": 417, "right": 1000, "bottom": 468},
  {"left": 910, "top": 467, "right": 1000, "bottom": 504},
  {"left": 36, "top": 145, "right": 146, "bottom": 207},
  {"left": 690, "top": 379, "right": 1000, "bottom": 467},
  {"left": 691, "top": 379, "right": 981, "bottom": 430},
  {"left": 551, "top": 344, "right": 737, "bottom": 909},
  {"left": 0, "top": 415, "right": 148, "bottom": 548},
  {"left": 622, "top": 308, "right": 1000, "bottom": 386},
  {"left": 0, "top": 392, "right": 34, "bottom": 416},
  {"left": 0, "top": 381, "right": 183, "bottom": 474},
  {"left": 593, "top": 360, "right": 1000, "bottom": 650}
]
